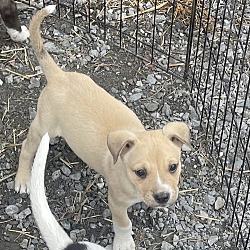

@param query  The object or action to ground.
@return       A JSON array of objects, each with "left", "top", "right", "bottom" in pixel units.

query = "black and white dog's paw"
[{"left": 6, "top": 25, "right": 30, "bottom": 42}]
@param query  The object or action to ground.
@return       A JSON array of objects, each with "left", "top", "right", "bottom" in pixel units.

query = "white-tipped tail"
[
  {"left": 30, "top": 133, "right": 73, "bottom": 250},
  {"left": 29, "top": 5, "right": 62, "bottom": 80},
  {"left": 45, "top": 5, "right": 57, "bottom": 14},
  {"left": 29, "top": 134, "right": 106, "bottom": 250}
]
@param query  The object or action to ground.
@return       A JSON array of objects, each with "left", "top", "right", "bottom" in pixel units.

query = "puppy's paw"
[
  {"left": 113, "top": 235, "right": 135, "bottom": 250},
  {"left": 113, "top": 222, "right": 135, "bottom": 250},
  {"left": 15, "top": 175, "right": 30, "bottom": 194}
]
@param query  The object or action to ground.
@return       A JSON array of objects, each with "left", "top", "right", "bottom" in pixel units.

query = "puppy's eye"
[
  {"left": 169, "top": 164, "right": 178, "bottom": 173},
  {"left": 135, "top": 169, "right": 147, "bottom": 178}
]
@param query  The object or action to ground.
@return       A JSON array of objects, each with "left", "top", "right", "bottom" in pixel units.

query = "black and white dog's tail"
[{"left": 30, "top": 133, "right": 105, "bottom": 250}]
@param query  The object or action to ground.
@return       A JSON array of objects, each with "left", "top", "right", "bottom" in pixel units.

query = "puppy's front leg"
[
  {"left": 15, "top": 117, "right": 45, "bottom": 193},
  {"left": 108, "top": 191, "right": 135, "bottom": 250}
]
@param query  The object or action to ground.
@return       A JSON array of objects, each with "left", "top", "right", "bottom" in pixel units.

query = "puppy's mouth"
[
  {"left": 153, "top": 201, "right": 174, "bottom": 208},
  {"left": 143, "top": 199, "right": 175, "bottom": 208}
]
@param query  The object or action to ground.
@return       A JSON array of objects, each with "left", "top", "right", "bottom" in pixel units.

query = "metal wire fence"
[
  {"left": 188, "top": 0, "right": 249, "bottom": 248},
  {"left": 21, "top": 0, "right": 250, "bottom": 249}
]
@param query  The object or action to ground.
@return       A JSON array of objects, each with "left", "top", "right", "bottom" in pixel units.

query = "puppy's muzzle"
[{"left": 153, "top": 192, "right": 170, "bottom": 205}]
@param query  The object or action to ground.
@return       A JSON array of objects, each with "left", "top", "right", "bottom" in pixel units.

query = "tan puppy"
[{"left": 15, "top": 5, "right": 191, "bottom": 250}]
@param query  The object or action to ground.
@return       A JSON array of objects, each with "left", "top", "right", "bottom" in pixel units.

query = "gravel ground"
[{"left": 0, "top": 1, "right": 248, "bottom": 249}]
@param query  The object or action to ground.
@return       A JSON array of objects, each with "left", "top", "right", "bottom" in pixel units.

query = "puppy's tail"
[
  {"left": 29, "top": 5, "right": 62, "bottom": 78},
  {"left": 30, "top": 133, "right": 73, "bottom": 249},
  {"left": 30, "top": 133, "right": 106, "bottom": 250}
]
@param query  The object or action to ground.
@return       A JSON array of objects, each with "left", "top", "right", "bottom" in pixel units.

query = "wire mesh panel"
[
  {"left": 188, "top": 0, "right": 250, "bottom": 249},
  {"left": 68, "top": 0, "right": 194, "bottom": 78}
]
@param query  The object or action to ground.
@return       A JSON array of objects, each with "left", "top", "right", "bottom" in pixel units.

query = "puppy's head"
[{"left": 107, "top": 122, "right": 191, "bottom": 208}]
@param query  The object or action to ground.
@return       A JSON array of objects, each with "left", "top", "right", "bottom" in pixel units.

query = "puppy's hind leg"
[{"left": 15, "top": 116, "right": 47, "bottom": 193}]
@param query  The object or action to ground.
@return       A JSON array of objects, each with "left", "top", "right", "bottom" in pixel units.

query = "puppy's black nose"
[{"left": 154, "top": 192, "right": 170, "bottom": 204}]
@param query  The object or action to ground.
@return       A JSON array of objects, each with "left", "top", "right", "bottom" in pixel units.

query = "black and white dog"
[
  {"left": 0, "top": 0, "right": 29, "bottom": 41},
  {"left": 30, "top": 133, "right": 105, "bottom": 250}
]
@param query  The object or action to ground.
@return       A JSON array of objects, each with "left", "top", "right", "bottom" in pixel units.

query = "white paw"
[
  {"left": 113, "top": 234, "right": 135, "bottom": 250},
  {"left": 15, "top": 179, "right": 30, "bottom": 194},
  {"left": 113, "top": 222, "right": 135, "bottom": 250},
  {"left": 7, "top": 25, "right": 30, "bottom": 42}
]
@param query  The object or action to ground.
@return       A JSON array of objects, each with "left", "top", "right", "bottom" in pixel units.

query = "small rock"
[
  {"left": 205, "top": 194, "right": 216, "bottom": 205},
  {"left": 17, "top": 208, "right": 31, "bottom": 220},
  {"left": 215, "top": 197, "right": 225, "bottom": 210},
  {"left": 129, "top": 93, "right": 142, "bottom": 102},
  {"left": 234, "top": 158, "right": 243, "bottom": 170},
  {"left": 5, "top": 205, "right": 19, "bottom": 216},
  {"left": 145, "top": 102, "right": 158, "bottom": 112},
  {"left": 69, "top": 172, "right": 81, "bottom": 181},
  {"left": 162, "top": 103, "right": 172, "bottom": 117},
  {"left": 61, "top": 165, "right": 71, "bottom": 176},
  {"left": 55, "top": 189, "right": 65, "bottom": 196},
  {"left": 52, "top": 170, "right": 61, "bottom": 180},
  {"left": 29, "top": 107, "right": 37, "bottom": 120},
  {"left": 175, "top": 224, "right": 183, "bottom": 231},
  {"left": 0, "top": 79, "right": 3, "bottom": 86},
  {"left": 146, "top": 74, "right": 157, "bottom": 85},
  {"left": 101, "top": 44, "right": 110, "bottom": 51},
  {"left": 60, "top": 220, "right": 71, "bottom": 230},
  {"left": 136, "top": 80, "right": 143, "bottom": 87},
  {"left": 155, "top": 15, "right": 166, "bottom": 24},
  {"left": 189, "top": 106, "right": 199, "bottom": 120},
  {"left": 199, "top": 210, "right": 208, "bottom": 220},
  {"left": 172, "top": 234, "right": 179, "bottom": 246},
  {"left": 195, "top": 223, "right": 204, "bottom": 231},
  {"left": 75, "top": 183, "right": 83, "bottom": 191},
  {"left": 28, "top": 77, "right": 40, "bottom": 89},
  {"left": 80, "top": 58, "right": 88, "bottom": 65},
  {"left": 97, "top": 182, "right": 104, "bottom": 189},
  {"left": 161, "top": 241, "right": 174, "bottom": 250},
  {"left": 44, "top": 42, "right": 58, "bottom": 53},
  {"left": 103, "top": 208, "right": 111, "bottom": 218},
  {"left": 89, "top": 49, "right": 99, "bottom": 58},
  {"left": 62, "top": 40, "right": 70, "bottom": 47},
  {"left": 6, "top": 181, "right": 15, "bottom": 190},
  {"left": 208, "top": 235, "right": 219, "bottom": 246},
  {"left": 20, "top": 239, "right": 29, "bottom": 248},
  {"left": 111, "top": 87, "right": 118, "bottom": 94},
  {"left": 0, "top": 119, "right": 3, "bottom": 132},
  {"left": 77, "top": 228, "right": 87, "bottom": 238},
  {"left": 5, "top": 75, "right": 13, "bottom": 84},
  {"left": 70, "top": 229, "right": 79, "bottom": 242},
  {"left": 35, "top": 65, "right": 42, "bottom": 73}
]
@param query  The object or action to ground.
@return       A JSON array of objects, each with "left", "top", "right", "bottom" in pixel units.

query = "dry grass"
[
  {"left": 8, "top": 229, "right": 38, "bottom": 240},
  {"left": 0, "top": 47, "right": 39, "bottom": 79},
  {"left": 102, "top": 0, "right": 214, "bottom": 28}
]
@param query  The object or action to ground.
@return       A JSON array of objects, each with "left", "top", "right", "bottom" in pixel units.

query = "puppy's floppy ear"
[
  {"left": 107, "top": 130, "right": 137, "bottom": 164},
  {"left": 163, "top": 122, "right": 192, "bottom": 150}
]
